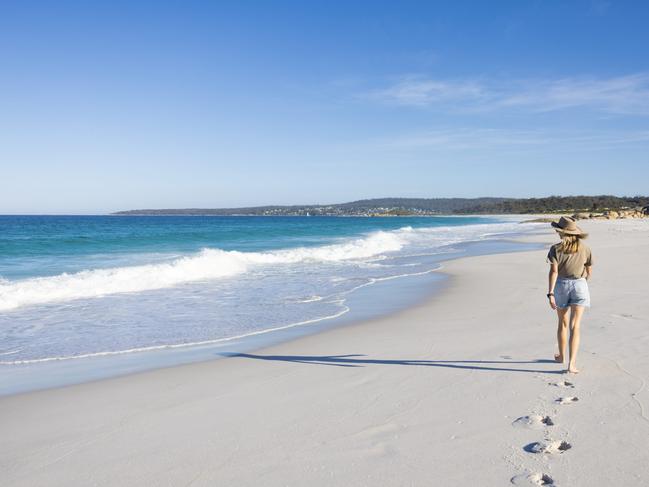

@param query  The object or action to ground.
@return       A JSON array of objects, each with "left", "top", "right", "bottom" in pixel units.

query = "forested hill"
[{"left": 113, "top": 195, "right": 649, "bottom": 216}]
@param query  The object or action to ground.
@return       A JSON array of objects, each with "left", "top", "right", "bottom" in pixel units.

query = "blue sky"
[{"left": 1, "top": 1, "right": 648, "bottom": 213}]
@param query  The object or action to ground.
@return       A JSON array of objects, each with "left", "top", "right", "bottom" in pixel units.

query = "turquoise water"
[
  {"left": 1, "top": 215, "right": 491, "bottom": 279},
  {"left": 0, "top": 215, "right": 526, "bottom": 379}
]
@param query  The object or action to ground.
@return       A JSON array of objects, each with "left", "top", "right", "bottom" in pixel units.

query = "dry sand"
[{"left": 1, "top": 219, "right": 648, "bottom": 486}]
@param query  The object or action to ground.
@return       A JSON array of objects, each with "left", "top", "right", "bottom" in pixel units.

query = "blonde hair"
[{"left": 558, "top": 233, "right": 582, "bottom": 254}]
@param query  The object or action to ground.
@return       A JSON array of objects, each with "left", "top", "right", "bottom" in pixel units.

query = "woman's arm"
[
  {"left": 548, "top": 263, "right": 558, "bottom": 310},
  {"left": 585, "top": 265, "right": 593, "bottom": 280}
]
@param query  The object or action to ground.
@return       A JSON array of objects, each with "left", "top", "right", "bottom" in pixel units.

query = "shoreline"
[
  {"left": 2, "top": 219, "right": 648, "bottom": 486},
  {"left": 0, "top": 227, "right": 542, "bottom": 396}
]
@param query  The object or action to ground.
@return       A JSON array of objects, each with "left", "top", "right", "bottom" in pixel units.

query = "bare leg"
[
  {"left": 555, "top": 307, "right": 569, "bottom": 363},
  {"left": 568, "top": 305, "right": 585, "bottom": 373}
]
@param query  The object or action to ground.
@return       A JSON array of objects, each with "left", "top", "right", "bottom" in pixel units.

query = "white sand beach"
[{"left": 2, "top": 219, "right": 648, "bottom": 486}]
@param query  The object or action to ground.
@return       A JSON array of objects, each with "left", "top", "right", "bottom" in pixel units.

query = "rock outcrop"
[{"left": 571, "top": 209, "right": 647, "bottom": 220}]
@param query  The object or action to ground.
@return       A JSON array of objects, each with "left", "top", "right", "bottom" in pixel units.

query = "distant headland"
[{"left": 113, "top": 196, "right": 649, "bottom": 218}]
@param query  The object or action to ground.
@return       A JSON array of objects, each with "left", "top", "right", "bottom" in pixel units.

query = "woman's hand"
[{"left": 548, "top": 295, "right": 557, "bottom": 310}]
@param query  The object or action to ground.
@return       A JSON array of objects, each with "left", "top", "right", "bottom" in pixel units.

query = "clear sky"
[{"left": 1, "top": 1, "right": 648, "bottom": 213}]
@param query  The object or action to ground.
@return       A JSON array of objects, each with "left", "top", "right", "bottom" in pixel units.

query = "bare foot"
[
  {"left": 567, "top": 365, "right": 580, "bottom": 374},
  {"left": 554, "top": 354, "right": 564, "bottom": 363}
]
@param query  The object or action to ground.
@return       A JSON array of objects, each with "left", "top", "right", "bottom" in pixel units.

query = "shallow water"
[{"left": 0, "top": 215, "right": 540, "bottom": 393}]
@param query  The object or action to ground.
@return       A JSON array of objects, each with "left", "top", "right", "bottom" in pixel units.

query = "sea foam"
[
  {"left": 0, "top": 221, "right": 520, "bottom": 312},
  {"left": 0, "top": 229, "right": 407, "bottom": 311}
]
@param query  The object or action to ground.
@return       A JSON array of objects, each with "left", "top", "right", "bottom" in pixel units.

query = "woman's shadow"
[{"left": 218, "top": 352, "right": 562, "bottom": 374}]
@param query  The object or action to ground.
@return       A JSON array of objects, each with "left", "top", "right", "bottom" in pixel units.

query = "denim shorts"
[{"left": 554, "top": 278, "right": 590, "bottom": 308}]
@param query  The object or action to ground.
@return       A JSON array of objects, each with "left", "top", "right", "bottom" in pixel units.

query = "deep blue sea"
[{"left": 0, "top": 215, "right": 533, "bottom": 393}]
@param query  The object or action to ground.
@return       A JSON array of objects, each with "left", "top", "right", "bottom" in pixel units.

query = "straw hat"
[{"left": 551, "top": 216, "right": 588, "bottom": 237}]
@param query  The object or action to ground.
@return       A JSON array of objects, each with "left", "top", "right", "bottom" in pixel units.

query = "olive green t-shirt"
[{"left": 547, "top": 242, "right": 593, "bottom": 279}]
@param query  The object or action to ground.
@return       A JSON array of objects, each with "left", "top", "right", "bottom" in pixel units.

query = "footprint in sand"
[
  {"left": 550, "top": 380, "right": 574, "bottom": 389},
  {"left": 524, "top": 440, "right": 572, "bottom": 454},
  {"left": 511, "top": 472, "right": 556, "bottom": 486},
  {"left": 512, "top": 415, "right": 554, "bottom": 430},
  {"left": 613, "top": 313, "right": 635, "bottom": 319},
  {"left": 555, "top": 396, "right": 579, "bottom": 405}
]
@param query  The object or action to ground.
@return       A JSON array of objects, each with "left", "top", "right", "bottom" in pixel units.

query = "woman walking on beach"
[{"left": 547, "top": 217, "right": 593, "bottom": 374}]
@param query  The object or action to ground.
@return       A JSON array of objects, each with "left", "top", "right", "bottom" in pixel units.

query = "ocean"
[{"left": 0, "top": 215, "right": 537, "bottom": 393}]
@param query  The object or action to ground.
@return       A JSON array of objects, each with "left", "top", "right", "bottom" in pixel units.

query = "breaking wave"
[
  {"left": 0, "top": 229, "right": 407, "bottom": 311},
  {"left": 0, "top": 221, "right": 520, "bottom": 312}
]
